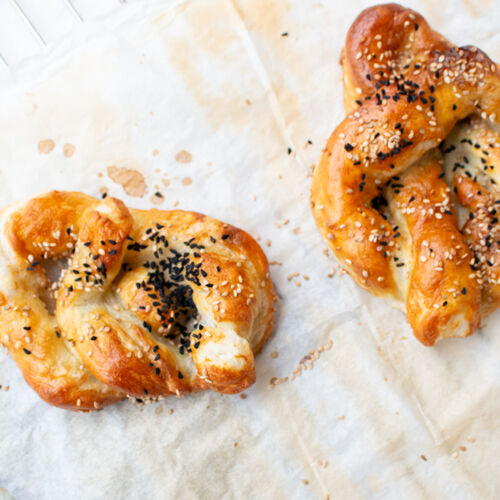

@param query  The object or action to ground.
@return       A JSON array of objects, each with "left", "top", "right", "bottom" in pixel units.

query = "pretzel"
[
  {"left": 0, "top": 191, "right": 274, "bottom": 410},
  {"left": 311, "top": 3, "right": 500, "bottom": 345}
]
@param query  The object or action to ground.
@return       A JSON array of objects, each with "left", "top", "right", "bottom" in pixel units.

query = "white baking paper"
[{"left": 0, "top": 0, "right": 499, "bottom": 498}]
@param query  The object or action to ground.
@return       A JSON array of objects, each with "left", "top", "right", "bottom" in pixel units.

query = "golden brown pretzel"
[
  {"left": 0, "top": 191, "right": 274, "bottom": 410},
  {"left": 311, "top": 3, "right": 500, "bottom": 345}
]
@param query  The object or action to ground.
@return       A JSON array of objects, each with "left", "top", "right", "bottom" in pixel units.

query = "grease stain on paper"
[
  {"left": 175, "top": 150, "right": 192, "bottom": 163},
  {"left": 63, "top": 143, "right": 76, "bottom": 158},
  {"left": 38, "top": 139, "right": 55, "bottom": 154},
  {"left": 107, "top": 166, "right": 147, "bottom": 197}
]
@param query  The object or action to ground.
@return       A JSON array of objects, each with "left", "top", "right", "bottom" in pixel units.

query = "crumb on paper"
[
  {"left": 337, "top": 415, "right": 345, "bottom": 420},
  {"left": 289, "top": 340, "right": 333, "bottom": 381},
  {"left": 301, "top": 479, "right": 309, "bottom": 485},
  {"left": 107, "top": 166, "right": 146, "bottom": 197},
  {"left": 239, "top": 394, "right": 247, "bottom": 399},
  {"left": 181, "top": 176, "right": 193, "bottom": 186},
  {"left": 63, "top": 143, "right": 76, "bottom": 158},
  {"left": 266, "top": 239, "right": 271, "bottom": 247},
  {"left": 234, "top": 442, "right": 238, "bottom": 447},
  {"left": 173, "top": 200, "right": 179, "bottom": 207},
  {"left": 175, "top": 150, "right": 192, "bottom": 163},
  {"left": 270, "top": 350, "right": 279, "bottom": 359},
  {"left": 168, "top": 409, "right": 174, "bottom": 415},
  {"left": 162, "top": 178, "right": 170, "bottom": 187},
  {"left": 268, "top": 376, "right": 288, "bottom": 390},
  {"left": 293, "top": 227, "right": 301, "bottom": 235},
  {"left": 150, "top": 192, "right": 164, "bottom": 205},
  {"left": 2, "top": 385, "right": 9, "bottom": 391},
  {"left": 99, "top": 187, "right": 109, "bottom": 199},
  {"left": 154, "top": 406, "right": 163, "bottom": 416},
  {"left": 38, "top": 139, "right": 55, "bottom": 154},
  {"left": 420, "top": 455, "right": 427, "bottom": 461},
  {"left": 245, "top": 99, "right": 252, "bottom": 105},
  {"left": 152, "top": 149, "right": 160, "bottom": 156}
]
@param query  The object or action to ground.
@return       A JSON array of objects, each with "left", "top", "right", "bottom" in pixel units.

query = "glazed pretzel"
[
  {"left": 0, "top": 191, "right": 274, "bottom": 410},
  {"left": 311, "top": 3, "right": 500, "bottom": 345}
]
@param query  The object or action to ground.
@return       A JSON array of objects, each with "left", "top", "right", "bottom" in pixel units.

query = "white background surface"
[{"left": 0, "top": 1, "right": 499, "bottom": 499}]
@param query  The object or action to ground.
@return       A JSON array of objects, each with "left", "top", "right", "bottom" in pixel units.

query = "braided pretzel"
[
  {"left": 0, "top": 191, "right": 274, "bottom": 410},
  {"left": 311, "top": 3, "right": 500, "bottom": 345}
]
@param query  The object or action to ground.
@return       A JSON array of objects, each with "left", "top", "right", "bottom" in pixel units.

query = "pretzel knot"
[
  {"left": 311, "top": 3, "right": 500, "bottom": 345},
  {"left": 0, "top": 191, "right": 274, "bottom": 410}
]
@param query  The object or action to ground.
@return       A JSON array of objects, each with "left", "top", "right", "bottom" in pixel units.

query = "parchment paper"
[{"left": 0, "top": 0, "right": 499, "bottom": 498}]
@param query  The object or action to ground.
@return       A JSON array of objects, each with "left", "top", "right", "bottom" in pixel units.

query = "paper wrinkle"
[
  {"left": 0, "top": 0, "right": 499, "bottom": 499},
  {"left": 228, "top": 0, "right": 308, "bottom": 172}
]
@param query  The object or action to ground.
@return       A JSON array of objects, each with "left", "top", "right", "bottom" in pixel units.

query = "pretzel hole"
[
  {"left": 37, "top": 258, "right": 69, "bottom": 314},
  {"left": 371, "top": 194, "right": 389, "bottom": 212}
]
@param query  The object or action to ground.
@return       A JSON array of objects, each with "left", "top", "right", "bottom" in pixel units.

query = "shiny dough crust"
[
  {"left": 0, "top": 191, "right": 274, "bottom": 410},
  {"left": 311, "top": 3, "right": 500, "bottom": 345}
]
